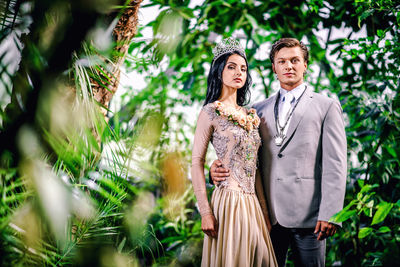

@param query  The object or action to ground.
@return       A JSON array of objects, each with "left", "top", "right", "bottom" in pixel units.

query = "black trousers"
[{"left": 270, "top": 224, "right": 326, "bottom": 267}]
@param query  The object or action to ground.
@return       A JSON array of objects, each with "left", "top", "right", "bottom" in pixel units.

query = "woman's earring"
[{"left": 275, "top": 73, "right": 278, "bottom": 79}]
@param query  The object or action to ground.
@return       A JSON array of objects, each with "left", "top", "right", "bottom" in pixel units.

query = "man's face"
[{"left": 272, "top": 46, "right": 307, "bottom": 90}]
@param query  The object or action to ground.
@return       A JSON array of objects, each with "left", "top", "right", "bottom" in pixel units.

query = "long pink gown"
[{"left": 191, "top": 102, "right": 277, "bottom": 267}]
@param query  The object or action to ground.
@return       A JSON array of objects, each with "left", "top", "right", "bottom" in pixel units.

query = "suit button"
[{"left": 278, "top": 153, "right": 283, "bottom": 158}]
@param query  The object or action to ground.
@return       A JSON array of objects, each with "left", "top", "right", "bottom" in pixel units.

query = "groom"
[{"left": 210, "top": 38, "right": 347, "bottom": 266}]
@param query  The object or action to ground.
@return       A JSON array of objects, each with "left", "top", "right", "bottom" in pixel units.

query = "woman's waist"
[
  {"left": 216, "top": 179, "right": 256, "bottom": 195},
  {"left": 216, "top": 162, "right": 257, "bottom": 177}
]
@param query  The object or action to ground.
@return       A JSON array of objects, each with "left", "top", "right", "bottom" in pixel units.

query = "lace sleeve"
[{"left": 191, "top": 105, "right": 214, "bottom": 217}]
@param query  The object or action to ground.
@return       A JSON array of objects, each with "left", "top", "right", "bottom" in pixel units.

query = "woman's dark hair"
[{"left": 204, "top": 51, "right": 252, "bottom": 106}]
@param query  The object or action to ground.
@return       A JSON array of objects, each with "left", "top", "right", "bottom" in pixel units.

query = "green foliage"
[
  {"left": 327, "top": 2, "right": 400, "bottom": 265},
  {"left": 1, "top": 0, "right": 400, "bottom": 266},
  {"left": 0, "top": 0, "right": 170, "bottom": 266},
  {"left": 122, "top": 0, "right": 400, "bottom": 266},
  {"left": 148, "top": 188, "right": 203, "bottom": 266}
]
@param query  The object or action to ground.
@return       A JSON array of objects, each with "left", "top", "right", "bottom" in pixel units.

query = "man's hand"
[
  {"left": 202, "top": 214, "right": 218, "bottom": 238},
  {"left": 314, "top": 220, "right": 337, "bottom": 240},
  {"left": 210, "top": 159, "right": 229, "bottom": 186}
]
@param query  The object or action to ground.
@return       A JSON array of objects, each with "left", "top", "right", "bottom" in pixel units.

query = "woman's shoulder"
[
  {"left": 203, "top": 102, "right": 216, "bottom": 109},
  {"left": 200, "top": 102, "right": 218, "bottom": 120}
]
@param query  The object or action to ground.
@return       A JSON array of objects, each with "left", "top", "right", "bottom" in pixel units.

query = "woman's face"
[{"left": 221, "top": 54, "right": 247, "bottom": 90}]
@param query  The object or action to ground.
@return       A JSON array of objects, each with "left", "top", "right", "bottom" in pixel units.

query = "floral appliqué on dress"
[{"left": 212, "top": 131, "right": 229, "bottom": 160}]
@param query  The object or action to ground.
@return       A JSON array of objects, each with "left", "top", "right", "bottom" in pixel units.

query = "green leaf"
[
  {"left": 378, "top": 226, "right": 391, "bottom": 233},
  {"left": 358, "top": 227, "right": 373, "bottom": 239},
  {"left": 330, "top": 209, "right": 357, "bottom": 223},
  {"left": 386, "top": 146, "right": 397, "bottom": 158},
  {"left": 360, "top": 183, "right": 379, "bottom": 194},
  {"left": 372, "top": 201, "right": 394, "bottom": 225},
  {"left": 358, "top": 9, "right": 374, "bottom": 27},
  {"left": 176, "top": 7, "right": 194, "bottom": 20},
  {"left": 363, "top": 206, "right": 372, "bottom": 217},
  {"left": 245, "top": 13, "right": 258, "bottom": 30},
  {"left": 253, "top": 33, "right": 262, "bottom": 46},
  {"left": 397, "top": 10, "right": 400, "bottom": 24}
]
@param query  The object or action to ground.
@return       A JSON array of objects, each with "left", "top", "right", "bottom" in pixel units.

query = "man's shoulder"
[
  {"left": 252, "top": 93, "right": 277, "bottom": 110},
  {"left": 310, "top": 91, "right": 339, "bottom": 106}
]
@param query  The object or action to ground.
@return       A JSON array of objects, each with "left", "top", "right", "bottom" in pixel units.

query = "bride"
[{"left": 191, "top": 37, "right": 277, "bottom": 266}]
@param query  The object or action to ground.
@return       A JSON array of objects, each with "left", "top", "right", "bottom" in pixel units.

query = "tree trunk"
[{"left": 91, "top": 0, "right": 143, "bottom": 119}]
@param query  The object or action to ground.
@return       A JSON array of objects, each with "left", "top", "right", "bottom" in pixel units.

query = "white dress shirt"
[{"left": 278, "top": 83, "right": 307, "bottom": 135}]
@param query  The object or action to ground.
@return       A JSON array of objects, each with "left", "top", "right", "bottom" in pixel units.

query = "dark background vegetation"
[{"left": 0, "top": 0, "right": 399, "bottom": 266}]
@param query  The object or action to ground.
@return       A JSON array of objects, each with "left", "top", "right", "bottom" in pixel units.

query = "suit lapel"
[
  {"left": 265, "top": 93, "right": 278, "bottom": 138},
  {"left": 280, "top": 89, "right": 313, "bottom": 148}
]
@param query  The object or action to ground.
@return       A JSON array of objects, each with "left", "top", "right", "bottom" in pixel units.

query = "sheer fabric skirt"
[{"left": 201, "top": 187, "right": 277, "bottom": 267}]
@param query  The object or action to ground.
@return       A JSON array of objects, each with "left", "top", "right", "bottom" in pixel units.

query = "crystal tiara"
[{"left": 212, "top": 37, "right": 246, "bottom": 62}]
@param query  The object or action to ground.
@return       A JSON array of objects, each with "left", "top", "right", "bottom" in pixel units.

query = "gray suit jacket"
[{"left": 253, "top": 88, "right": 347, "bottom": 228}]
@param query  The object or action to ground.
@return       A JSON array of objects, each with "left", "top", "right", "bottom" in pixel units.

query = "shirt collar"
[{"left": 279, "top": 83, "right": 306, "bottom": 102}]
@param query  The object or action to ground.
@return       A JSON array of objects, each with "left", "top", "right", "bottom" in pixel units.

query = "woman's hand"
[{"left": 201, "top": 214, "right": 218, "bottom": 238}]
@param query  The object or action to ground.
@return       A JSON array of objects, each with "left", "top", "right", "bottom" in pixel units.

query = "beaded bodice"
[{"left": 203, "top": 103, "right": 261, "bottom": 193}]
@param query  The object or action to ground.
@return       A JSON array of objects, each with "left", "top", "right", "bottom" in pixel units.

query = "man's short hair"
[{"left": 270, "top": 38, "right": 309, "bottom": 64}]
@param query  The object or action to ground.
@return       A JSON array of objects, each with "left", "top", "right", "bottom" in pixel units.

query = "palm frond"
[{"left": 0, "top": 0, "right": 21, "bottom": 31}]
